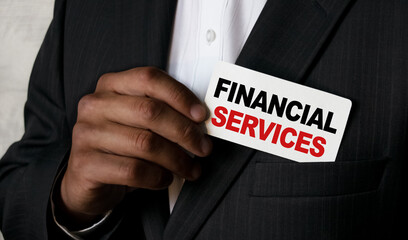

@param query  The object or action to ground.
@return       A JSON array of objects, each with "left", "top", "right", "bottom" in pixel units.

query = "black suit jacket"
[{"left": 1, "top": 0, "right": 407, "bottom": 239}]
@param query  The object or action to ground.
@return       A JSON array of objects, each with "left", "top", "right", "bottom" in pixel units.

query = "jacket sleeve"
[{"left": 0, "top": 0, "right": 72, "bottom": 239}]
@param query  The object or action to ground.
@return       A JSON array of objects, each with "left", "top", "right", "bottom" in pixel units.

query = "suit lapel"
[
  {"left": 139, "top": 190, "right": 170, "bottom": 240},
  {"left": 129, "top": 0, "right": 178, "bottom": 240},
  {"left": 163, "top": 139, "right": 255, "bottom": 240},
  {"left": 163, "top": 0, "right": 354, "bottom": 239},
  {"left": 236, "top": 0, "right": 355, "bottom": 83}
]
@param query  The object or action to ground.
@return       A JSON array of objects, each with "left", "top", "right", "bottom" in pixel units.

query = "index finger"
[{"left": 95, "top": 67, "right": 207, "bottom": 123}]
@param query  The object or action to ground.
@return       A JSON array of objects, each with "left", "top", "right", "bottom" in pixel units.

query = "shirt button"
[{"left": 206, "top": 29, "right": 216, "bottom": 44}]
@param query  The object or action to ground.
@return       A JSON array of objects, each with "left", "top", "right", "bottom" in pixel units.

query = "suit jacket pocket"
[{"left": 250, "top": 157, "right": 388, "bottom": 197}]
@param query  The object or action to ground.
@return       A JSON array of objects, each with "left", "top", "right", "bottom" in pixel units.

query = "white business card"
[{"left": 204, "top": 62, "right": 352, "bottom": 162}]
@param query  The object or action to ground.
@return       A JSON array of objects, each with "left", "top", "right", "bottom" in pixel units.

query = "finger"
[
  {"left": 72, "top": 122, "right": 202, "bottom": 180},
  {"left": 70, "top": 150, "right": 174, "bottom": 190},
  {"left": 77, "top": 94, "right": 212, "bottom": 157},
  {"left": 95, "top": 67, "right": 207, "bottom": 122}
]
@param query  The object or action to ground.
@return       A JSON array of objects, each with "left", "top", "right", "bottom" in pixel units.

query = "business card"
[{"left": 204, "top": 62, "right": 352, "bottom": 162}]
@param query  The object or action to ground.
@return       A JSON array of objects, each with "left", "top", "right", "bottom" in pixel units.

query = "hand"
[{"left": 57, "top": 67, "right": 212, "bottom": 227}]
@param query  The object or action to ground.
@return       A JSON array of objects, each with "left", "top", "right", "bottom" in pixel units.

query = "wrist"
[{"left": 55, "top": 174, "right": 104, "bottom": 230}]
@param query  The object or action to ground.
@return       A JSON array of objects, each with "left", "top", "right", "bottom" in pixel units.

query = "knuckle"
[
  {"left": 69, "top": 150, "right": 93, "bottom": 172},
  {"left": 170, "top": 159, "right": 185, "bottom": 175},
  {"left": 138, "top": 99, "right": 162, "bottom": 122},
  {"left": 120, "top": 160, "right": 171, "bottom": 189},
  {"left": 121, "top": 161, "right": 140, "bottom": 182},
  {"left": 168, "top": 85, "right": 187, "bottom": 103},
  {"left": 77, "top": 94, "right": 97, "bottom": 116},
  {"left": 179, "top": 121, "right": 199, "bottom": 143},
  {"left": 72, "top": 123, "right": 91, "bottom": 145},
  {"left": 96, "top": 73, "right": 114, "bottom": 90},
  {"left": 137, "top": 67, "right": 161, "bottom": 82},
  {"left": 132, "top": 130, "right": 156, "bottom": 153},
  {"left": 150, "top": 171, "right": 170, "bottom": 189}
]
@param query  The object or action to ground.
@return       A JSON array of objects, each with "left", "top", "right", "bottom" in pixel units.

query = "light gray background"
[{"left": 0, "top": 0, "right": 54, "bottom": 238}]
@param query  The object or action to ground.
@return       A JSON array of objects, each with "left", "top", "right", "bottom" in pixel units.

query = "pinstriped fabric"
[
  {"left": 0, "top": 0, "right": 71, "bottom": 239},
  {"left": 180, "top": 0, "right": 407, "bottom": 239},
  {"left": 0, "top": 0, "right": 177, "bottom": 239},
  {"left": 63, "top": 0, "right": 177, "bottom": 131},
  {"left": 1, "top": 0, "right": 407, "bottom": 239},
  {"left": 163, "top": 0, "right": 355, "bottom": 239},
  {"left": 195, "top": 156, "right": 381, "bottom": 240}
]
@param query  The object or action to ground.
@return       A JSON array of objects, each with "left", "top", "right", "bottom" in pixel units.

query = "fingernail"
[
  {"left": 190, "top": 104, "right": 206, "bottom": 122},
  {"left": 201, "top": 136, "right": 212, "bottom": 155}
]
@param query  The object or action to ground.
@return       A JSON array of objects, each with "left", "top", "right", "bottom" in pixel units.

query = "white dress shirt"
[
  {"left": 167, "top": 0, "right": 266, "bottom": 213},
  {"left": 55, "top": 0, "right": 267, "bottom": 238}
]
